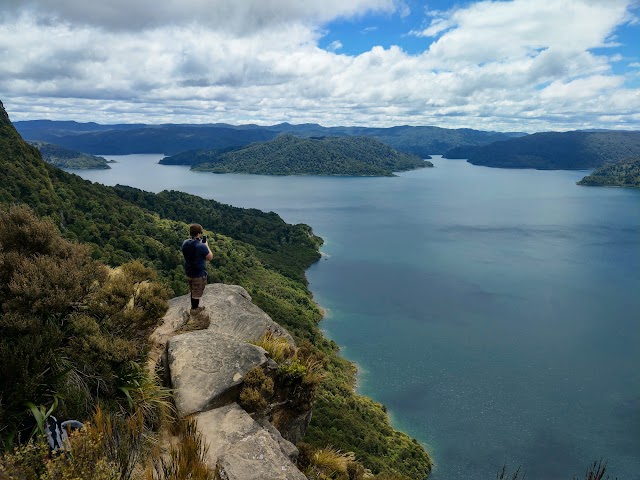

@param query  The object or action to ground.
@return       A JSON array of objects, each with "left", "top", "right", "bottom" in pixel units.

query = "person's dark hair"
[{"left": 189, "top": 223, "right": 203, "bottom": 238}]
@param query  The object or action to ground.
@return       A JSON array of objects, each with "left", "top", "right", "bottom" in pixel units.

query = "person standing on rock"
[{"left": 182, "top": 223, "right": 213, "bottom": 313}]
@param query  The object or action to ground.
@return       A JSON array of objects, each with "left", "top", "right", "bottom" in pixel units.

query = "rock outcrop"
[
  {"left": 166, "top": 330, "right": 269, "bottom": 416},
  {"left": 152, "top": 283, "right": 307, "bottom": 480},
  {"left": 196, "top": 404, "right": 306, "bottom": 480}
]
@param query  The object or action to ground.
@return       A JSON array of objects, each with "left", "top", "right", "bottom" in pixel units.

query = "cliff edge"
[{"left": 151, "top": 283, "right": 307, "bottom": 480}]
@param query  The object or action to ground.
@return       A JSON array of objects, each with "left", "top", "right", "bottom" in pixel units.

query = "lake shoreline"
[{"left": 66, "top": 154, "right": 640, "bottom": 480}]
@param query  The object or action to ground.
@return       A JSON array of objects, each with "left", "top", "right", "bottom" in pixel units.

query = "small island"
[
  {"left": 29, "top": 141, "right": 113, "bottom": 169},
  {"left": 577, "top": 157, "right": 640, "bottom": 187},
  {"left": 162, "top": 134, "right": 432, "bottom": 176}
]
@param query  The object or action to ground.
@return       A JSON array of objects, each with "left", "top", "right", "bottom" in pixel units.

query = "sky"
[{"left": 1, "top": 0, "right": 639, "bottom": 132}]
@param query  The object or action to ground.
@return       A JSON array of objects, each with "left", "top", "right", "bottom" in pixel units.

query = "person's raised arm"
[{"left": 204, "top": 237, "right": 213, "bottom": 261}]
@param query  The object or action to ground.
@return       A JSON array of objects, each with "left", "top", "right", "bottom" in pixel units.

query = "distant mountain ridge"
[
  {"left": 165, "top": 134, "right": 431, "bottom": 176},
  {"left": 14, "top": 119, "right": 525, "bottom": 156},
  {"left": 444, "top": 130, "right": 640, "bottom": 169}
]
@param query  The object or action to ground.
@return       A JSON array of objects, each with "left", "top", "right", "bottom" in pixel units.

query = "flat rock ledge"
[{"left": 154, "top": 283, "right": 306, "bottom": 479}]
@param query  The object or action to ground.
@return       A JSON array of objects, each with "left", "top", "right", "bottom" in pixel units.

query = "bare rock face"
[
  {"left": 196, "top": 404, "right": 306, "bottom": 480},
  {"left": 155, "top": 283, "right": 309, "bottom": 479},
  {"left": 270, "top": 409, "right": 314, "bottom": 446},
  {"left": 154, "top": 283, "right": 293, "bottom": 344},
  {"left": 165, "top": 330, "right": 268, "bottom": 416}
]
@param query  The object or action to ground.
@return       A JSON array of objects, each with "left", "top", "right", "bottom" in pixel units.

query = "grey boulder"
[
  {"left": 165, "top": 330, "right": 268, "bottom": 416},
  {"left": 196, "top": 403, "right": 306, "bottom": 480}
]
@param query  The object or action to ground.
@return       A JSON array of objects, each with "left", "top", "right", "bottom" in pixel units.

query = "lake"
[{"left": 68, "top": 155, "right": 640, "bottom": 480}]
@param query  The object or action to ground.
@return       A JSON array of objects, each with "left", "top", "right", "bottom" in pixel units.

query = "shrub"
[
  {"left": 0, "top": 205, "right": 171, "bottom": 447},
  {"left": 44, "top": 423, "right": 120, "bottom": 480},
  {"left": 0, "top": 440, "right": 49, "bottom": 479},
  {"left": 238, "top": 367, "right": 274, "bottom": 414}
]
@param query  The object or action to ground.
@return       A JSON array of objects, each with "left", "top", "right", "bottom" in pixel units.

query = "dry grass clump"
[
  {"left": 146, "top": 418, "right": 212, "bottom": 480},
  {"left": 177, "top": 309, "right": 210, "bottom": 333},
  {"left": 301, "top": 445, "right": 373, "bottom": 480},
  {"left": 251, "top": 330, "right": 296, "bottom": 363}
]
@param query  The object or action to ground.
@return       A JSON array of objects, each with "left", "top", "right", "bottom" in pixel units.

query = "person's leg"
[{"left": 189, "top": 276, "right": 207, "bottom": 312}]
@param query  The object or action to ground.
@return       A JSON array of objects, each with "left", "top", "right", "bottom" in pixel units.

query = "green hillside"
[
  {"left": 186, "top": 134, "right": 431, "bottom": 176},
  {"left": 577, "top": 157, "right": 640, "bottom": 187},
  {"left": 444, "top": 130, "right": 640, "bottom": 169},
  {"left": 29, "top": 141, "right": 112, "bottom": 169},
  {"left": 0, "top": 100, "right": 431, "bottom": 479}
]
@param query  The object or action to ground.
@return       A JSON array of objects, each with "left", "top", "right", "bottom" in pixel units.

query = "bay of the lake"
[{"left": 67, "top": 155, "right": 640, "bottom": 480}]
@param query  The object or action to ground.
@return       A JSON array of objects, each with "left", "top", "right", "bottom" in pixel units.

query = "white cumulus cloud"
[{"left": 0, "top": 0, "right": 638, "bottom": 132}]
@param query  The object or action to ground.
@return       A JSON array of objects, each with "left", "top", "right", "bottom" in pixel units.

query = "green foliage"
[
  {"left": 307, "top": 380, "right": 431, "bottom": 479},
  {"left": 115, "top": 364, "right": 175, "bottom": 432},
  {"left": 111, "top": 186, "right": 322, "bottom": 285},
  {"left": 445, "top": 131, "right": 640, "bottom": 169},
  {"left": 239, "top": 367, "right": 274, "bottom": 414},
  {"left": 29, "top": 141, "right": 111, "bottom": 169},
  {"left": 577, "top": 157, "right": 640, "bottom": 187},
  {"left": 189, "top": 134, "right": 430, "bottom": 176},
  {"left": 0, "top": 205, "right": 171, "bottom": 443},
  {"left": 0, "top": 427, "right": 120, "bottom": 480},
  {"left": 25, "top": 397, "right": 59, "bottom": 440},
  {"left": 0, "top": 440, "right": 50, "bottom": 479}
]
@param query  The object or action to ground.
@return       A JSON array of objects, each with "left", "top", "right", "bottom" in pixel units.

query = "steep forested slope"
[
  {"left": 0, "top": 100, "right": 432, "bottom": 479},
  {"left": 444, "top": 130, "right": 640, "bottom": 169}
]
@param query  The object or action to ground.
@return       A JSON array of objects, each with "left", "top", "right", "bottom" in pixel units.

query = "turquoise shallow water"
[{"left": 69, "top": 155, "right": 640, "bottom": 479}]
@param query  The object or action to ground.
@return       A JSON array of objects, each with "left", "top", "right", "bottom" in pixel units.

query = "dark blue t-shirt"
[{"left": 181, "top": 238, "right": 209, "bottom": 278}]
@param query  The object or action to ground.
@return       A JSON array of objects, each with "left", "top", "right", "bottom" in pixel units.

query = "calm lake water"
[{"left": 68, "top": 155, "right": 640, "bottom": 480}]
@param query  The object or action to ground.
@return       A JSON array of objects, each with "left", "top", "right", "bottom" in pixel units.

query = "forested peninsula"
[
  {"left": 444, "top": 130, "right": 640, "bottom": 169},
  {"left": 167, "top": 134, "right": 431, "bottom": 176},
  {"left": 0, "top": 100, "right": 431, "bottom": 479},
  {"left": 29, "top": 140, "right": 112, "bottom": 169},
  {"left": 578, "top": 157, "right": 640, "bottom": 187}
]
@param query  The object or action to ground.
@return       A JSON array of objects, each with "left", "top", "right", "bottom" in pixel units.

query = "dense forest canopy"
[
  {"left": 171, "top": 134, "right": 431, "bottom": 176},
  {"left": 444, "top": 130, "right": 640, "bottom": 169},
  {"left": 577, "top": 157, "right": 640, "bottom": 187},
  {"left": 29, "top": 141, "right": 112, "bottom": 169}
]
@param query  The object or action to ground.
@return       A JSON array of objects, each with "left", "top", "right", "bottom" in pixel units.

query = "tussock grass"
[
  {"left": 146, "top": 418, "right": 212, "bottom": 480},
  {"left": 251, "top": 330, "right": 296, "bottom": 363}
]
